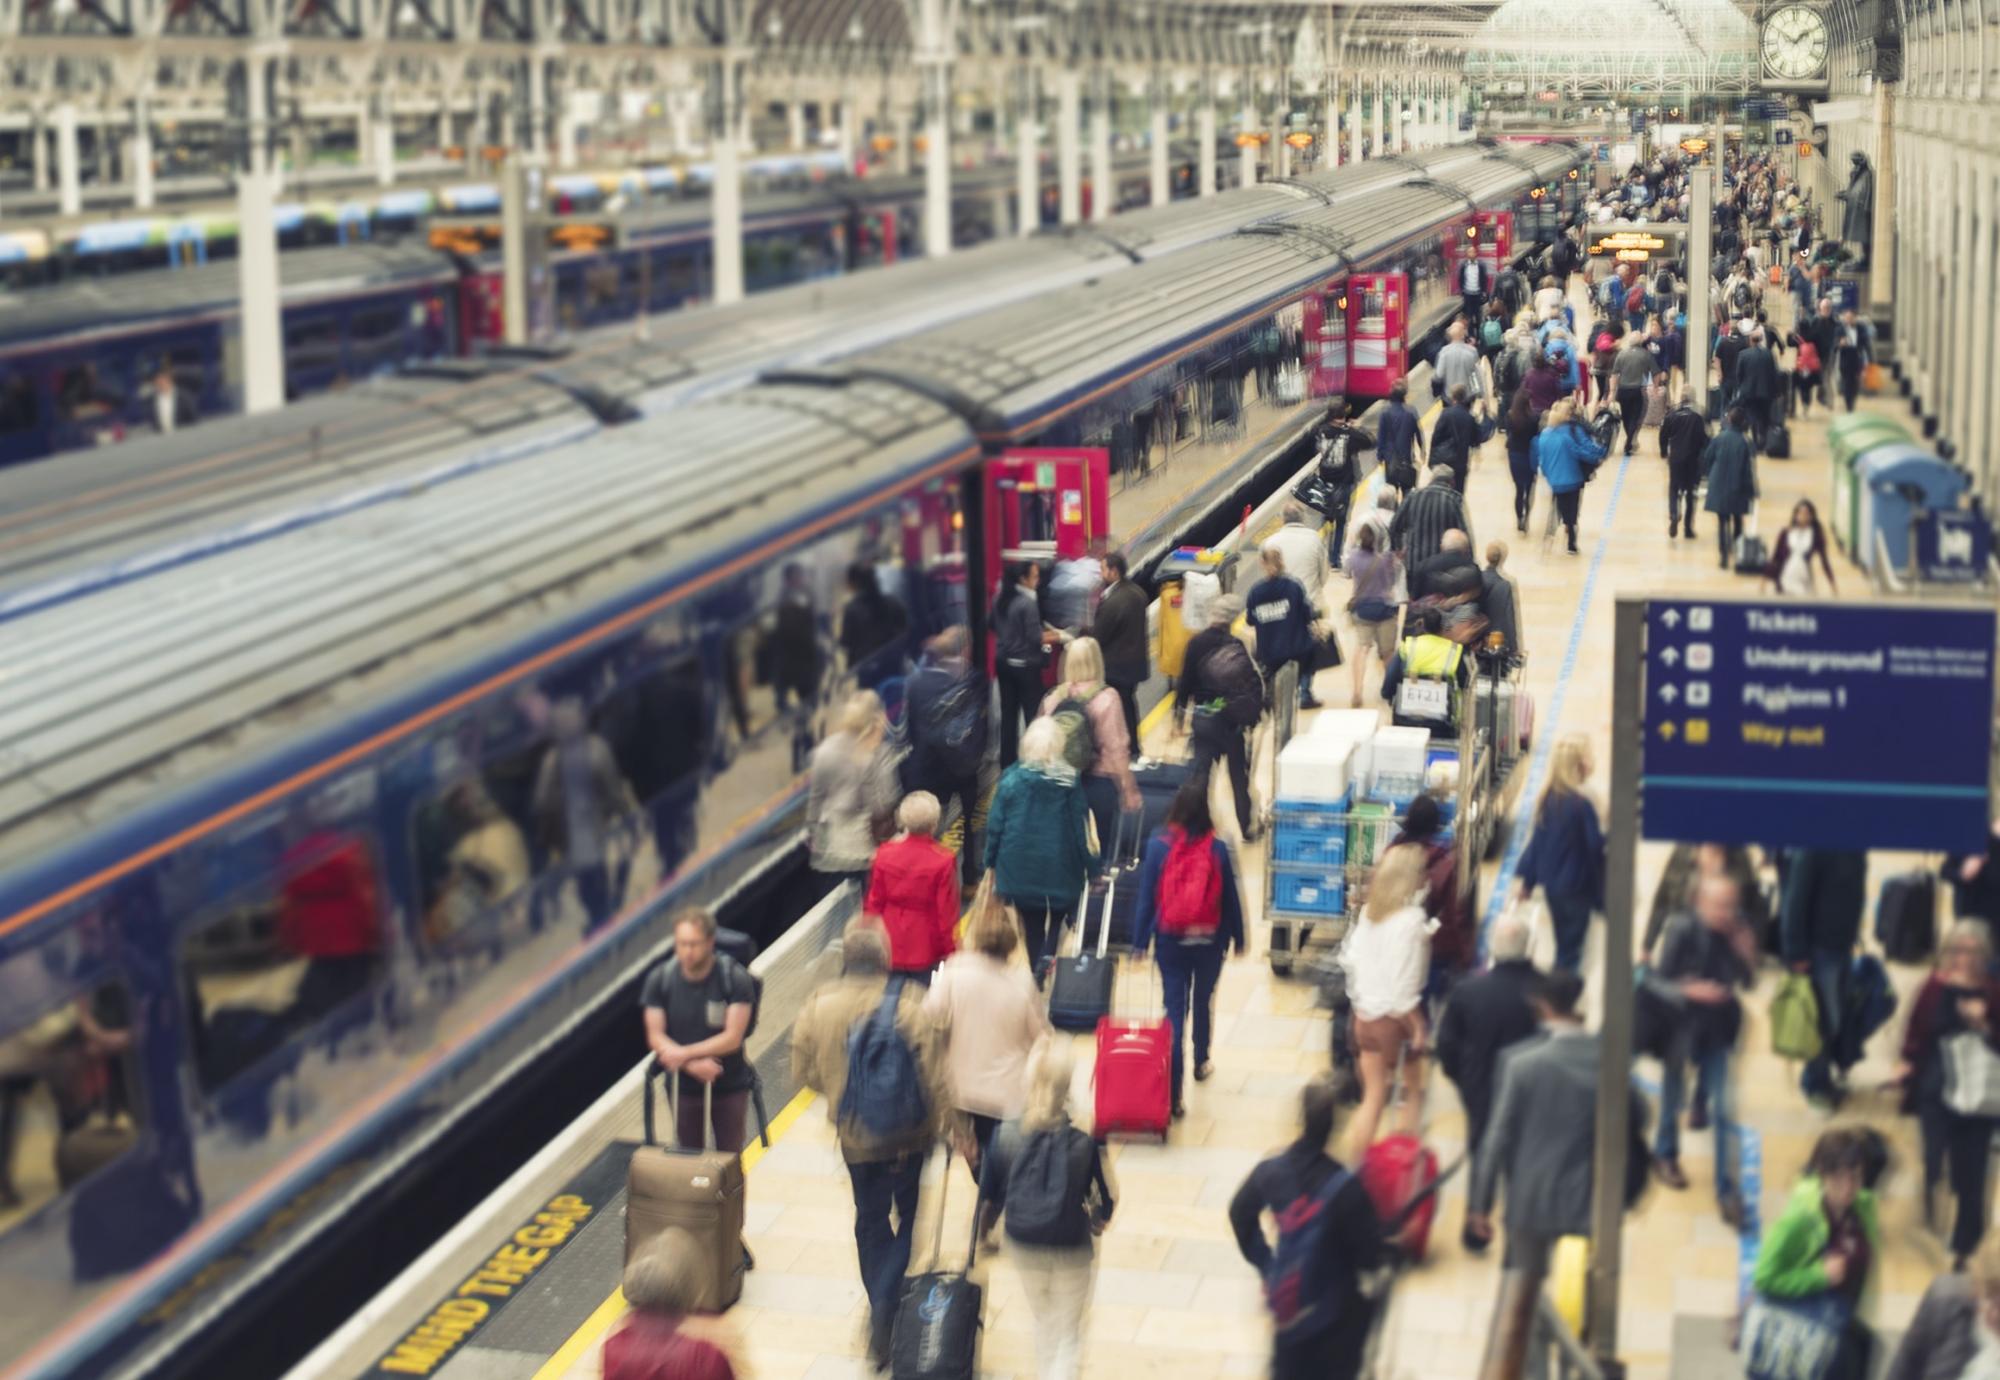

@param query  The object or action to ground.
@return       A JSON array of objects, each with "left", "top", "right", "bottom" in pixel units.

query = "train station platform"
[{"left": 299, "top": 282, "right": 1959, "bottom": 1380}]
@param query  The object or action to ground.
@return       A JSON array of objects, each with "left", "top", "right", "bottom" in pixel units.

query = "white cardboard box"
[
  {"left": 1370, "top": 725, "right": 1432, "bottom": 793},
  {"left": 1276, "top": 734, "right": 1358, "bottom": 803}
]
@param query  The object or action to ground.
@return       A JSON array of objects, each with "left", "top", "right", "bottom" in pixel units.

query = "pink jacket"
[{"left": 1040, "top": 682, "right": 1131, "bottom": 779}]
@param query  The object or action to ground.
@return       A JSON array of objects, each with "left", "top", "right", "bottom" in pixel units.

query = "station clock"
[{"left": 1761, "top": 4, "right": 1830, "bottom": 82}]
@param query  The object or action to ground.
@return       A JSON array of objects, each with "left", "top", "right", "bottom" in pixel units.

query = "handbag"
[
  {"left": 1352, "top": 598, "right": 1397, "bottom": 624},
  {"left": 1740, "top": 1291, "right": 1851, "bottom": 1380},
  {"left": 1942, "top": 1030, "right": 2000, "bottom": 1117}
]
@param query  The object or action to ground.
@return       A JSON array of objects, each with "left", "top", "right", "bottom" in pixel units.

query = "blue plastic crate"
[
  {"left": 1274, "top": 798, "right": 1350, "bottom": 831},
  {"left": 1272, "top": 867, "right": 1346, "bottom": 916},
  {"left": 1273, "top": 826, "right": 1348, "bottom": 866}
]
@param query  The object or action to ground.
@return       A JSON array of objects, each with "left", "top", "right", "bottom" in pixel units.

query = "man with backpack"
[
  {"left": 1229, "top": 1075, "right": 1387, "bottom": 1380},
  {"left": 1309, "top": 399, "right": 1375, "bottom": 568},
  {"left": 641, "top": 908, "right": 759, "bottom": 1154},
  {"left": 904, "top": 626, "right": 989, "bottom": 888},
  {"left": 1175, "top": 597, "right": 1264, "bottom": 841},
  {"left": 791, "top": 919, "right": 966, "bottom": 1371}
]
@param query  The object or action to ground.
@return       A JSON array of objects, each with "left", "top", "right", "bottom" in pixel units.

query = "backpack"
[
  {"left": 1499, "top": 345, "right": 1528, "bottom": 394},
  {"left": 1626, "top": 282, "right": 1647, "bottom": 314},
  {"left": 1204, "top": 638, "right": 1265, "bottom": 728},
  {"left": 1839, "top": 955, "right": 1895, "bottom": 1064},
  {"left": 1480, "top": 317, "right": 1504, "bottom": 349},
  {"left": 920, "top": 669, "right": 987, "bottom": 776},
  {"left": 1157, "top": 828, "right": 1223, "bottom": 937},
  {"left": 1264, "top": 1167, "right": 1353, "bottom": 1340},
  {"left": 1731, "top": 281, "right": 1753, "bottom": 313},
  {"left": 1002, "top": 1125, "right": 1095, "bottom": 1247},
  {"left": 838, "top": 978, "right": 930, "bottom": 1139},
  {"left": 1796, "top": 340, "right": 1822, "bottom": 373},
  {"left": 1049, "top": 687, "right": 1101, "bottom": 774}
]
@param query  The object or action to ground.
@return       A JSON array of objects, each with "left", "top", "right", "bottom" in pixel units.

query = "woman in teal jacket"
[
  {"left": 1748, "top": 1128, "right": 1882, "bottom": 1380},
  {"left": 983, "top": 716, "right": 1101, "bottom": 982},
  {"left": 1532, "top": 400, "right": 1609, "bottom": 555}
]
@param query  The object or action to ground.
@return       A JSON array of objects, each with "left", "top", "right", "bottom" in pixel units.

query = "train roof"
[
  {"left": 0, "top": 241, "right": 456, "bottom": 349},
  {"left": 0, "top": 379, "right": 973, "bottom": 875}
]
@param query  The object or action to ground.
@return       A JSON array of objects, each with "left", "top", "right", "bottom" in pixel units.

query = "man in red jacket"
[{"left": 865, "top": 793, "right": 960, "bottom": 980}]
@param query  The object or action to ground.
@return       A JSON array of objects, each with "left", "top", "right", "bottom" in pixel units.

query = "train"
[
  {"left": 0, "top": 149, "right": 1220, "bottom": 466},
  {"left": 0, "top": 138, "right": 1585, "bottom": 1380}
]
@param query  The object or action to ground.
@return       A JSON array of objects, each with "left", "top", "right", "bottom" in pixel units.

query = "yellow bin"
[{"left": 1158, "top": 582, "right": 1190, "bottom": 677}]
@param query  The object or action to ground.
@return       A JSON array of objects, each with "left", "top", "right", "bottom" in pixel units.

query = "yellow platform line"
[{"left": 531, "top": 1086, "right": 818, "bottom": 1380}]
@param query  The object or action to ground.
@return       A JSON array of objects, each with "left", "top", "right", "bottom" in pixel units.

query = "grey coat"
[
  {"left": 1702, "top": 428, "right": 1758, "bottom": 517},
  {"left": 806, "top": 735, "right": 900, "bottom": 873},
  {"left": 1468, "top": 1028, "right": 1603, "bottom": 1240},
  {"left": 1884, "top": 1272, "right": 1981, "bottom": 1380}
]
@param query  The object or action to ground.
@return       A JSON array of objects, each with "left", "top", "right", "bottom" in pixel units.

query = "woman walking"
[
  {"left": 1340, "top": 845, "right": 1435, "bottom": 1154},
  {"left": 805, "top": 690, "right": 900, "bottom": 893},
  {"left": 1532, "top": 400, "right": 1609, "bottom": 556},
  {"left": 982, "top": 717, "right": 1101, "bottom": 980},
  {"left": 1040, "top": 637, "right": 1142, "bottom": 855},
  {"left": 1132, "top": 779, "right": 1247, "bottom": 1119},
  {"left": 1503, "top": 387, "right": 1540, "bottom": 535},
  {"left": 1342, "top": 525, "right": 1402, "bottom": 709},
  {"left": 1896, "top": 919, "right": 2000, "bottom": 1268},
  {"left": 1764, "top": 500, "right": 1839, "bottom": 596},
  {"left": 1513, "top": 735, "right": 1606, "bottom": 973}
]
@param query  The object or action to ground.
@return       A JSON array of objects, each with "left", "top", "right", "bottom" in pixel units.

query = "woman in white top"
[
  {"left": 925, "top": 890, "right": 1051, "bottom": 1206},
  {"left": 1763, "top": 499, "right": 1839, "bottom": 597},
  {"left": 1341, "top": 845, "right": 1438, "bottom": 1154}
]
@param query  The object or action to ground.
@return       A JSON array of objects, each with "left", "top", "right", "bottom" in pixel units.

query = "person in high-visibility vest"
[{"left": 1380, "top": 606, "right": 1474, "bottom": 734}]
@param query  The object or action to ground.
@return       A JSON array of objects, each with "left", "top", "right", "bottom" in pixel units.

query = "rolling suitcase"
[
  {"left": 890, "top": 1143, "right": 983, "bottom": 1380},
  {"left": 1764, "top": 421, "right": 1792, "bottom": 458},
  {"left": 1093, "top": 965, "right": 1173, "bottom": 1139},
  {"left": 1049, "top": 875, "right": 1118, "bottom": 1031},
  {"left": 1360, "top": 1134, "right": 1442, "bottom": 1263},
  {"left": 1875, "top": 871, "right": 1938, "bottom": 964},
  {"left": 1733, "top": 531, "right": 1768, "bottom": 575},
  {"left": 625, "top": 1067, "right": 747, "bottom": 1312},
  {"left": 1128, "top": 760, "right": 1193, "bottom": 858}
]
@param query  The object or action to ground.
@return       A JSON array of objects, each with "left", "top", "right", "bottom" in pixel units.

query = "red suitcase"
[
  {"left": 1360, "top": 1135, "right": 1441, "bottom": 1262},
  {"left": 1092, "top": 965, "right": 1172, "bottom": 1139}
]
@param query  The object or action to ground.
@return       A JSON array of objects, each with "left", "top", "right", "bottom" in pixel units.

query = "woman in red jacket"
[
  {"left": 865, "top": 792, "right": 960, "bottom": 981},
  {"left": 603, "top": 1229, "right": 740, "bottom": 1380}
]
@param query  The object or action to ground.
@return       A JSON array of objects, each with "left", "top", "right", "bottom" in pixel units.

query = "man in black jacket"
[
  {"left": 1410, "top": 528, "right": 1479, "bottom": 601},
  {"left": 903, "top": 627, "right": 989, "bottom": 886},
  {"left": 1428, "top": 385, "right": 1484, "bottom": 492},
  {"left": 1436, "top": 915, "right": 1542, "bottom": 1254},
  {"left": 1229, "top": 1075, "right": 1385, "bottom": 1380},
  {"left": 1802, "top": 297, "right": 1843, "bottom": 405},
  {"left": 1176, "top": 597, "right": 1262, "bottom": 840},
  {"left": 1658, "top": 401, "right": 1711, "bottom": 539},
  {"left": 1779, "top": 849, "right": 1868, "bottom": 1105},
  {"left": 1713, "top": 323, "right": 1747, "bottom": 410},
  {"left": 1312, "top": 400, "right": 1375, "bottom": 569},
  {"left": 1390, "top": 467, "right": 1474, "bottom": 571},
  {"left": 1090, "top": 552, "right": 1150, "bottom": 747},
  {"left": 1732, "top": 327, "right": 1784, "bottom": 455}
]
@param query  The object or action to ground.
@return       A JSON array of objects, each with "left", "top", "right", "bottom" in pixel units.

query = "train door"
[
  {"left": 979, "top": 448, "right": 1110, "bottom": 668},
  {"left": 1345, "top": 272, "right": 1408, "bottom": 399},
  {"left": 901, "top": 479, "right": 970, "bottom": 641},
  {"left": 1475, "top": 211, "right": 1514, "bottom": 276},
  {"left": 1303, "top": 277, "right": 1349, "bottom": 399}
]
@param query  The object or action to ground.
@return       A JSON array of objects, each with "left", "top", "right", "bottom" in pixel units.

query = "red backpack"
[
  {"left": 1625, "top": 282, "right": 1646, "bottom": 314},
  {"left": 1157, "top": 827, "right": 1223, "bottom": 937},
  {"left": 1796, "top": 340, "right": 1822, "bottom": 373}
]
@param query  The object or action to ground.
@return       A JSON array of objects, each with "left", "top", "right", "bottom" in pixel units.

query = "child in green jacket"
[{"left": 1749, "top": 1128, "right": 1883, "bottom": 1379}]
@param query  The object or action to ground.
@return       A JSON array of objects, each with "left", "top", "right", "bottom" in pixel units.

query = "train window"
[
  {"left": 0, "top": 373, "right": 38, "bottom": 436},
  {"left": 284, "top": 318, "right": 344, "bottom": 377},
  {"left": 596, "top": 648, "right": 710, "bottom": 887},
  {"left": 179, "top": 830, "right": 388, "bottom": 1094},
  {"left": 408, "top": 768, "right": 536, "bottom": 959},
  {"left": 0, "top": 980, "right": 140, "bottom": 1236},
  {"left": 347, "top": 306, "right": 406, "bottom": 375}
]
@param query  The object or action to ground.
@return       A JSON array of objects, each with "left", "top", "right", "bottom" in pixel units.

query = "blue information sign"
[
  {"left": 1913, "top": 508, "right": 1993, "bottom": 585},
  {"left": 1641, "top": 599, "right": 1996, "bottom": 851}
]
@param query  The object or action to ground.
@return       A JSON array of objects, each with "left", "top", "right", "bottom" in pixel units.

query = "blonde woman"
[
  {"left": 806, "top": 689, "right": 900, "bottom": 891},
  {"left": 977, "top": 1039, "right": 1116, "bottom": 1379},
  {"left": 1039, "top": 636, "right": 1142, "bottom": 854},
  {"left": 1512, "top": 735, "right": 1605, "bottom": 973},
  {"left": 1341, "top": 845, "right": 1437, "bottom": 1153}
]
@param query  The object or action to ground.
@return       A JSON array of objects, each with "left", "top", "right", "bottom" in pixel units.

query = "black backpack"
[
  {"left": 920, "top": 669, "right": 987, "bottom": 776},
  {"left": 1003, "top": 1126, "right": 1096, "bottom": 1247},
  {"left": 1204, "top": 638, "right": 1265, "bottom": 728}
]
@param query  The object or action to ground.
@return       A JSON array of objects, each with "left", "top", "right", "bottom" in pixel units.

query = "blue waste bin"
[{"left": 1856, "top": 444, "right": 1969, "bottom": 573}]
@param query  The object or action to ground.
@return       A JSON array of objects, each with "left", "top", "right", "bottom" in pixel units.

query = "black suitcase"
[
  {"left": 1129, "top": 759, "right": 1193, "bottom": 857},
  {"left": 891, "top": 1144, "right": 982, "bottom": 1379},
  {"left": 1733, "top": 532, "right": 1768, "bottom": 575},
  {"left": 1764, "top": 421, "right": 1792, "bottom": 458},
  {"left": 1876, "top": 871, "right": 1938, "bottom": 964},
  {"left": 1049, "top": 875, "right": 1119, "bottom": 1031},
  {"left": 1077, "top": 862, "right": 1141, "bottom": 953}
]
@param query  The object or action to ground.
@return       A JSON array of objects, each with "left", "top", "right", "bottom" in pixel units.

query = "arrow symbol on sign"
[
  {"left": 1660, "top": 684, "right": 1679, "bottom": 703},
  {"left": 1659, "top": 721, "right": 1678, "bottom": 740},
  {"left": 1662, "top": 609, "right": 1681, "bottom": 628},
  {"left": 1661, "top": 647, "right": 1680, "bottom": 666}
]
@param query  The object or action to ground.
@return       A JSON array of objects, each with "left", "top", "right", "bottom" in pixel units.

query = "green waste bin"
[{"left": 1828, "top": 415, "right": 1914, "bottom": 558}]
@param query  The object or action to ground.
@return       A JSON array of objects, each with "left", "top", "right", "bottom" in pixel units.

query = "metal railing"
[{"left": 1522, "top": 1295, "right": 1607, "bottom": 1380}]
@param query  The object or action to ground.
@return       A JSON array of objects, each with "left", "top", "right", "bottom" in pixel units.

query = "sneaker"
[
  {"left": 1194, "top": 1060, "right": 1215, "bottom": 1083},
  {"left": 1133, "top": 755, "right": 1155, "bottom": 770},
  {"left": 1653, "top": 1157, "right": 1691, "bottom": 1191},
  {"left": 1300, "top": 693, "right": 1321, "bottom": 710}
]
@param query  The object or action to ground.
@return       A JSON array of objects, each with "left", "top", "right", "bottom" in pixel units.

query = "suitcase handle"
[{"left": 644, "top": 1065, "right": 715, "bottom": 1153}]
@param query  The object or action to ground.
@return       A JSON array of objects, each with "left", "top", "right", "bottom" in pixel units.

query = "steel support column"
[
  {"left": 1149, "top": 77, "right": 1170, "bottom": 207},
  {"left": 1057, "top": 69, "right": 1082, "bottom": 224},
  {"left": 1198, "top": 98, "right": 1217, "bottom": 197},
  {"left": 131, "top": 98, "right": 154, "bottom": 210},
  {"left": 1089, "top": 72, "right": 1112, "bottom": 222},
  {"left": 55, "top": 103, "right": 81, "bottom": 217},
  {"left": 1240, "top": 98, "right": 1257, "bottom": 188},
  {"left": 919, "top": 0, "right": 953, "bottom": 256},
  {"left": 1016, "top": 68, "right": 1039, "bottom": 234},
  {"left": 238, "top": 170, "right": 285, "bottom": 414},
  {"left": 711, "top": 59, "right": 745, "bottom": 304}
]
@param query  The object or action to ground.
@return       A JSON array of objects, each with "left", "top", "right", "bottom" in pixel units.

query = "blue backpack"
[
  {"left": 1837, "top": 954, "right": 1896, "bottom": 1066},
  {"left": 838, "top": 978, "right": 930, "bottom": 1139},
  {"left": 1264, "top": 1167, "right": 1353, "bottom": 1340}
]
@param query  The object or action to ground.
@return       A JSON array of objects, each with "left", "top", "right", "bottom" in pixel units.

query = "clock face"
[{"left": 1763, "top": 4, "right": 1829, "bottom": 80}]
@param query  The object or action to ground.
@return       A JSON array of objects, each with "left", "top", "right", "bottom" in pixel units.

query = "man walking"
[
  {"left": 1659, "top": 397, "right": 1710, "bottom": 541},
  {"left": 1177, "top": 597, "right": 1264, "bottom": 841},
  {"left": 1433, "top": 320, "right": 1486, "bottom": 409},
  {"left": 1611, "top": 326, "right": 1660, "bottom": 457},
  {"left": 1436, "top": 916, "right": 1541, "bottom": 1254},
  {"left": 1779, "top": 849, "right": 1868, "bottom": 1105},
  {"left": 1733, "top": 327, "right": 1783, "bottom": 453},
  {"left": 1834, "top": 306, "right": 1873, "bottom": 412},
  {"left": 1311, "top": 400, "right": 1375, "bottom": 568},
  {"left": 1429, "top": 385, "right": 1484, "bottom": 492},
  {"left": 791, "top": 920, "right": 965, "bottom": 1370},
  {"left": 1701, "top": 407, "right": 1758, "bottom": 570},
  {"left": 1390, "top": 466, "right": 1475, "bottom": 571},
  {"left": 1090, "top": 552, "right": 1150, "bottom": 748},
  {"left": 903, "top": 626, "right": 989, "bottom": 887}
]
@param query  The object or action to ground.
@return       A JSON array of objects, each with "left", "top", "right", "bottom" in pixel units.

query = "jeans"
[
  {"left": 574, "top": 861, "right": 616, "bottom": 934},
  {"left": 1617, "top": 386, "right": 1647, "bottom": 450},
  {"left": 1839, "top": 368, "right": 1861, "bottom": 412},
  {"left": 1319, "top": 482, "right": 1355, "bottom": 569},
  {"left": 1668, "top": 469, "right": 1699, "bottom": 536},
  {"left": 998, "top": 662, "right": 1045, "bottom": 769},
  {"left": 1189, "top": 723, "right": 1255, "bottom": 838},
  {"left": 1108, "top": 678, "right": 1141, "bottom": 748},
  {"left": 1920, "top": 1101, "right": 1999, "bottom": 1258},
  {"left": 1082, "top": 773, "right": 1123, "bottom": 863},
  {"left": 1013, "top": 1242, "right": 1096, "bottom": 1379},
  {"left": 849, "top": 1151, "right": 925, "bottom": 1346},
  {"left": 1272, "top": 1308, "right": 1374, "bottom": 1380},
  {"left": 1552, "top": 489, "right": 1581, "bottom": 551},
  {"left": 1291, "top": 653, "right": 1319, "bottom": 706},
  {"left": 1717, "top": 512, "right": 1744, "bottom": 567},
  {"left": 1739, "top": 396, "right": 1770, "bottom": 452},
  {"left": 1546, "top": 891, "right": 1592, "bottom": 973},
  {"left": 1011, "top": 897, "right": 1076, "bottom": 984},
  {"left": 1802, "top": 948, "right": 1851, "bottom": 1098},
  {"left": 1657, "top": 1043, "right": 1736, "bottom": 1198},
  {"left": 1156, "top": 939, "right": 1226, "bottom": 1103}
]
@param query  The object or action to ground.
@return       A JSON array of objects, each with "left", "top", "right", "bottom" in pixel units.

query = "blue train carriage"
[
  {"left": 0, "top": 243, "right": 463, "bottom": 466},
  {"left": 0, "top": 377, "right": 985, "bottom": 1379}
]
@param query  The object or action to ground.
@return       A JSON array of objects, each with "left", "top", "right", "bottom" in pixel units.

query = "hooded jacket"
[{"left": 983, "top": 760, "right": 1101, "bottom": 905}]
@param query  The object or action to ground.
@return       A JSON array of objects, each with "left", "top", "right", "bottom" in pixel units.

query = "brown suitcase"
[{"left": 624, "top": 1067, "right": 747, "bottom": 1312}]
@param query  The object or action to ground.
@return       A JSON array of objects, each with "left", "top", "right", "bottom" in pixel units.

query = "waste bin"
[
  {"left": 1828, "top": 415, "right": 1914, "bottom": 556},
  {"left": 1154, "top": 547, "right": 1235, "bottom": 680},
  {"left": 1856, "top": 445, "right": 1969, "bottom": 573}
]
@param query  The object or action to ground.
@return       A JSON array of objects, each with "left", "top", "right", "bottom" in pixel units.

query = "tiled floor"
[{"left": 549, "top": 283, "right": 1956, "bottom": 1380}]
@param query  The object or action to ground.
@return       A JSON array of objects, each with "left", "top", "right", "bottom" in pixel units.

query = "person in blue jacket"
[
  {"left": 1132, "top": 778, "right": 1248, "bottom": 1119},
  {"left": 1511, "top": 735, "right": 1606, "bottom": 974},
  {"left": 1531, "top": 400, "right": 1609, "bottom": 556},
  {"left": 1245, "top": 540, "right": 1322, "bottom": 709}
]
